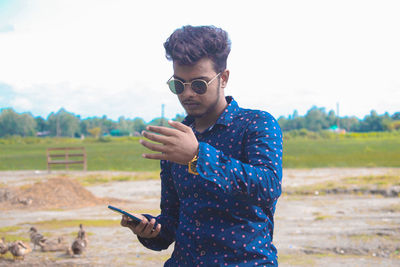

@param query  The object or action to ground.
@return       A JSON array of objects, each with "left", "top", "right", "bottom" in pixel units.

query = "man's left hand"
[{"left": 140, "top": 120, "right": 199, "bottom": 165}]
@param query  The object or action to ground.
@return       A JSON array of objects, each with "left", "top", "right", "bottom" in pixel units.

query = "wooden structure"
[{"left": 46, "top": 147, "right": 87, "bottom": 172}]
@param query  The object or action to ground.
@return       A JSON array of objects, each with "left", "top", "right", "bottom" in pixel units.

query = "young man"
[{"left": 121, "top": 25, "right": 283, "bottom": 266}]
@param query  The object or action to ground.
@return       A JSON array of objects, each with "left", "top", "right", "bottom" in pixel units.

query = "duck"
[
  {"left": 0, "top": 237, "right": 8, "bottom": 257},
  {"left": 39, "top": 236, "right": 68, "bottom": 252},
  {"left": 68, "top": 224, "right": 88, "bottom": 256},
  {"left": 17, "top": 197, "right": 33, "bottom": 206},
  {"left": 8, "top": 241, "right": 31, "bottom": 260},
  {"left": 29, "top": 227, "right": 46, "bottom": 251}
]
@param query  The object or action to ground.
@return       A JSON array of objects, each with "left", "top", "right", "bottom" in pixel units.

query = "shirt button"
[
  {"left": 196, "top": 221, "right": 201, "bottom": 227},
  {"left": 200, "top": 250, "right": 206, "bottom": 256},
  {"left": 194, "top": 193, "right": 198, "bottom": 198}
]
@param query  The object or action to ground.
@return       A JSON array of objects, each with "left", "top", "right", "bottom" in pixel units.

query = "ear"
[{"left": 220, "top": 69, "right": 230, "bottom": 89}]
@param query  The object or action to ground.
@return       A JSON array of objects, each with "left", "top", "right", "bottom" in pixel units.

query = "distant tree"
[
  {"left": 173, "top": 113, "right": 186, "bottom": 122},
  {"left": 304, "top": 106, "right": 330, "bottom": 131},
  {"left": 117, "top": 116, "right": 129, "bottom": 132},
  {"left": 387, "top": 120, "right": 400, "bottom": 131},
  {"left": 339, "top": 116, "right": 360, "bottom": 132},
  {"left": 0, "top": 109, "right": 18, "bottom": 137},
  {"left": 47, "top": 108, "right": 80, "bottom": 137},
  {"left": 277, "top": 116, "right": 288, "bottom": 130},
  {"left": 359, "top": 110, "right": 385, "bottom": 132},
  {"left": 148, "top": 117, "right": 164, "bottom": 126},
  {"left": 327, "top": 110, "right": 337, "bottom": 127},
  {"left": 101, "top": 115, "right": 115, "bottom": 134},
  {"left": 88, "top": 127, "right": 101, "bottom": 138},
  {"left": 291, "top": 110, "right": 299, "bottom": 119},
  {"left": 392, "top": 112, "right": 400, "bottom": 120},
  {"left": 278, "top": 110, "right": 307, "bottom": 131},
  {"left": 80, "top": 116, "right": 116, "bottom": 136},
  {"left": 20, "top": 113, "right": 37, "bottom": 136},
  {"left": 132, "top": 118, "right": 146, "bottom": 133},
  {"left": 0, "top": 108, "right": 36, "bottom": 137},
  {"left": 381, "top": 112, "right": 394, "bottom": 131},
  {"left": 274, "top": 106, "right": 400, "bottom": 133},
  {"left": 35, "top": 116, "right": 48, "bottom": 132}
]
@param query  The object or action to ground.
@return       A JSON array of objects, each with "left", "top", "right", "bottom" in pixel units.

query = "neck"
[{"left": 194, "top": 97, "right": 228, "bottom": 132}]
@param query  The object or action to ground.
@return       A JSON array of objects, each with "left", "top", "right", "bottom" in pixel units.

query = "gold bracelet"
[{"left": 188, "top": 151, "right": 199, "bottom": 175}]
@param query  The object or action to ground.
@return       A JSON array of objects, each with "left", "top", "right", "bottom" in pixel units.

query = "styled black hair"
[{"left": 164, "top": 25, "right": 231, "bottom": 73}]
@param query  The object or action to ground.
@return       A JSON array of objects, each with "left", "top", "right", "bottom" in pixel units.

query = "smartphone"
[{"left": 108, "top": 205, "right": 142, "bottom": 225}]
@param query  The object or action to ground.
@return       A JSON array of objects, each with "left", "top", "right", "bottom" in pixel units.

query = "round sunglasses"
[{"left": 166, "top": 73, "right": 221, "bottom": 95}]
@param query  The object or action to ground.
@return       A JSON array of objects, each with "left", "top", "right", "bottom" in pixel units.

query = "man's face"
[{"left": 172, "top": 58, "right": 224, "bottom": 118}]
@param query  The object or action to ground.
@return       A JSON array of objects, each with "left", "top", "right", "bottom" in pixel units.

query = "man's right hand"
[{"left": 120, "top": 214, "right": 161, "bottom": 238}]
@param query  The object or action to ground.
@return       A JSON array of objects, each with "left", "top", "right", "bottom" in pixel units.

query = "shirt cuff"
[{"left": 196, "top": 142, "right": 230, "bottom": 191}]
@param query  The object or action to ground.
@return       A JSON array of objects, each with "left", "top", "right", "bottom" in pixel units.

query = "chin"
[{"left": 186, "top": 110, "right": 204, "bottom": 118}]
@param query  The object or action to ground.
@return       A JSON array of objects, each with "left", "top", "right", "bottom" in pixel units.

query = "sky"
[{"left": 0, "top": 0, "right": 399, "bottom": 122}]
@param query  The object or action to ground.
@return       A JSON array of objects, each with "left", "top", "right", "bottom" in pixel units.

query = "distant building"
[
  {"left": 36, "top": 131, "right": 51, "bottom": 137},
  {"left": 329, "top": 125, "right": 346, "bottom": 134}
]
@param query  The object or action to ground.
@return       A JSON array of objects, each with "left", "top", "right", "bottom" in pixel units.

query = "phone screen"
[{"left": 108, "top": 205, "right": 142, "bottom": 225}]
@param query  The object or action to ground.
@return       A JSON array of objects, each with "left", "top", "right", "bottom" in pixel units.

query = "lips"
[{"left": 182, "top": 101, "right": 201, "bottom": 109}]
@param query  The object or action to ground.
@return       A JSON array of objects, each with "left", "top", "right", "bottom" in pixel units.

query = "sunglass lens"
[
  {"left": 191, "top": 80, "right": 207, "bottom": 94},
  {"left": 168, "top": 80, "right": 184, "bottom": 94}
]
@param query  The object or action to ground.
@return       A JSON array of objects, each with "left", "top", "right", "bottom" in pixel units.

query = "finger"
[
  {"left": 143, "top": 219, "right": 156, "bottom": 236},
  {"left": 127, "top": 213, "right": 145, "bottom": 228},
  {"left": 142, "top": 153, "right": 168, "bottom": 161},
  {"left": 140, "top": 139, "right": 167, "bottom": 153},
  {"left": 120, "top": 215, "right": 129, "bottom": 227},
  {"left": 168, "top": 120, "right": 190, "bottom": 132},
  {"left": 146, "top": 125, "right": 179, "bottom": 136},
  {"left": 149, "top": 223, "right": 161, "bottom": 238},
  {"left": 142, "top": 131, "right": 170, "bottom": 144},
  {"left": 121, "top": 214, "right": 137, "bottom": 226},
  {"left": 134, "top": 218, "right": 148, "bottom": 234}
]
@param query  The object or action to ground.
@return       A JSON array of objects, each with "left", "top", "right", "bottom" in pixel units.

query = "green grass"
[
  {"left": 312, "top": 212, "right": 334, "bottom": 221},
  {"left": 76, "top": 171, "right": 159, "bottom": 186},
  {"left": 348, "top": 232, "right": 400, "bottom": 244},
  {"left": 343, "top": 175, "right": 400, "bottom": 188},
  {"left": 278, "top": 253, "right": 318, "bottom": 266},
  {"left": 283, "top": 136, "right": 400, "bottom": 168},
  {"left": 285, "top": 174, "right": 400, "bottom": 195},
  {"left": 0, "top": 137, "right": 160, "bottom": 171},
  {"left": 0, "top": 226, "right": 22, "bottom": 234},
  {"left": 27, "top": 219, "right": 121, "bottom": 229},
  {"left": 0, "top": 134, "right": 400, "bottom": 170},
  {"left": 0, "top": 226, "right": 29, "bottom": 243}
]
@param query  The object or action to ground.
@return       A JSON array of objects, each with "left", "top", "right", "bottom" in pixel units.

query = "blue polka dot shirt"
[{"left": 139, "top": 96, "right": 283, "bottom": 266}]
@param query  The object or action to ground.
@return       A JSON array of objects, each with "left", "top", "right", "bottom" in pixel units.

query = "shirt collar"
[{"left": 182, "top": 96, "right": 238, "bottom": 127}]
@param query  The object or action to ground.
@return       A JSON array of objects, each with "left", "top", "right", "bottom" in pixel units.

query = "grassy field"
[
  {"left": 284, "top": 136, "right": 400, "bottom": 168},
  {"left": 0, "top": 134, "right": 399, "bottom": 170},
  {"left": 0, "top": 137, "right": 159, "bottom": 171}
]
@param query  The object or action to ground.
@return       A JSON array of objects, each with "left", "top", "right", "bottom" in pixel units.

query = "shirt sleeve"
[
  {"left": 196, "top": 112, "right": 283, "bottom": 204},
  {"left": 138, "top": 160, "right": 180, "bottom": 251}
]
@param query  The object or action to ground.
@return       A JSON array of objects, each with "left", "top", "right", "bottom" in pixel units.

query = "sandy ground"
[{"left": 0, "top": 168, "right": 399, "bottom": 266}]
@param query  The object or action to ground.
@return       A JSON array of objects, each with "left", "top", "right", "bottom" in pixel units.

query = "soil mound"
[{"left": 0, "top": 177, "right": 105, "bottom": 209}]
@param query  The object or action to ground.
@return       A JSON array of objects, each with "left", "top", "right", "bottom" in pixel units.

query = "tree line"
[
  {"left": 0, "top": 106, "right": 399, "bottom": 138},
  {"left": 0, "top": 108, "right": 185, "bottom": 138},
  {"left": 278, "top": 106, "right": 400, "bottom": 132}
]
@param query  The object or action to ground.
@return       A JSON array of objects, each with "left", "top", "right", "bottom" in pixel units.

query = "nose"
[{"left": 180, "top": 83, "right": 197, "bottom": 97}]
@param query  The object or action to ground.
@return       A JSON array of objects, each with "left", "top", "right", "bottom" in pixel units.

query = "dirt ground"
[{"left": 0, "top": 168, "right": 399, "bottom": 266}]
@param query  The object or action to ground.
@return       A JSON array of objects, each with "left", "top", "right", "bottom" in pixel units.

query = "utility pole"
[{"left": 336, "top": 102, "right": 340, "bottom": 129}]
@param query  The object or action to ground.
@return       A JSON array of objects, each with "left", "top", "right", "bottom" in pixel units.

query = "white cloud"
[
  {"left": 0, "top": 0, "right": 399, "bottom": 120},
  {"left": 10, "top": 97, "right": 33, "bottom": 111},
  {"left": 5, "top": 81, "right": 181, "bottom": 121}
]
